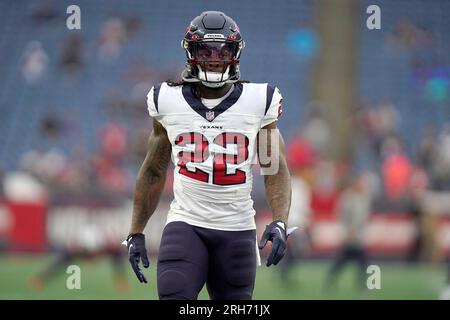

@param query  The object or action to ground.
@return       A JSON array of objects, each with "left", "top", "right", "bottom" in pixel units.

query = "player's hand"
[
  {"left": 258, "top": 220, "right": 296, "bottom": 267},
  {"left": 123, "top": 233, "right": 150, "bottom": 283}
]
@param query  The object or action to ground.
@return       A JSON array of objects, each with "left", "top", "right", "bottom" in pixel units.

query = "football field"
[{"left": 0, "top": 255, "right": 447, "bottom": 300}]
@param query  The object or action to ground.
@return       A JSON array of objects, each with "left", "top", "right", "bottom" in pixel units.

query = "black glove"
[
  {"left": 124, "top": 233, "right": 150, "bottom": 283},
  {"left": 258, "top": 220, "right": 289, "bottom": 267}
]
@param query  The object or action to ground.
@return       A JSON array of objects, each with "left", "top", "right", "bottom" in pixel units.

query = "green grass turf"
[{"left": 0, "top": 255, "right": 446, "bottom": 300}]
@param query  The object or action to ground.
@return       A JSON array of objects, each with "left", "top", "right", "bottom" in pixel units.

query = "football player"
[{"left": 124, "top": 11, "right": 294, "bottom": 300}]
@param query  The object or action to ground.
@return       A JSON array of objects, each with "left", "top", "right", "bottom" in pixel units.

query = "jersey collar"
[{"left": 182, "top": 83, "right": 243, "bottom": 122}]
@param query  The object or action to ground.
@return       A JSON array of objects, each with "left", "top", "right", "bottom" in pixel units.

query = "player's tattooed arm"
[
  {"left": 258, "top": 121, "right": 292, "bottom": 224},
  {"left": 130, "top": 119, "right": 172, "bottom": 234}
]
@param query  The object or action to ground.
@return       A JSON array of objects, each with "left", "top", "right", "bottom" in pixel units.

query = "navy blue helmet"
[{"left": 181, "top": 11, "right": 245, "bottom": 87}]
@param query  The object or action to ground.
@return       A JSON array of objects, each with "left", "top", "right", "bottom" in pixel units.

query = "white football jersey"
[{"left": 147, "top": 82, "right": 283, "bottom": 231}]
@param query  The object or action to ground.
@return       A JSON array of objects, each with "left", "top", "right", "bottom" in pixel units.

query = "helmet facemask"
[{"left": 182, "top": 40, "right": 244, "bottom": 87}]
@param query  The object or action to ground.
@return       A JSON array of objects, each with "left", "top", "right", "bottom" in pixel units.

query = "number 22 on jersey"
[{"left": 175, "top": 132, "right": 249, "bottom": 185}]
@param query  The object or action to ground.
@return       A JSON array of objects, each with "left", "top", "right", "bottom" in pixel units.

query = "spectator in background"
[
  {"left": 357, "top": 98, "right": 400, "bottom": 163},
  {"left": 21, "top": 41, "right": 48, "bottom": 84},
  {"left": 98, "top": 18, "right": 127, "bottom": 62},
  {"left": 431, "top": 125, "right": 450, "bottom": 190},
  {"left": 301, "top": 105, "right": 330, "bottom": 156},
  {"left": 54, "top": 147, "right": 95, "bottom": 197},
  {"left": 40, "top": 113, "right": 65, "bottom": 141},
  {"left": 18, "top": 149, "right": 66, "bottom": 192},
  {"left": 279, "top": 137, "right": 316, "bottom": 285},
  {"left": 99, "top": 122, "right": 128, "bottom": 160},
  {"left": 2, "top": 161, "right": 48, "bottom": 204},
  {"left": 381, "top": 136, "right": 412, "bottom": 202},
  {"left": 377, "top": 99, "right": 399, "bottom": 139},
  {"left": 94, "top": 123, "right": 132, "bottom": 196},
  {"left": 407, "top": 165, "right": 429, "bottom": 262},
  {"left": 372, "top": 99, "right": 399, "bottom": 160},
  {"left": 31, "top": 0, "right": 57, "bottom": 25},
  {"left": 0, "top": 167, "right": 4, "bottom": 198},
  {"left": 386, "top": 19, "right": 433, "bottom": 52},
  {"left": 123, "top": 16, "right": 142, "bottom": 39},
  {"left": 420, "top": 125, "right": 450, "bottom": 267},
  {"left": 60, "top": 34, "right": 84, "bottom": 75},
  {"left": 324, "top": 173, "right": 372, "bottom": 292},
  {"left": 310, "top": 160, "right": 340, "bottom": 220},
  {"left": 417, "top": 127, "right": 437, "bottom": 175}
]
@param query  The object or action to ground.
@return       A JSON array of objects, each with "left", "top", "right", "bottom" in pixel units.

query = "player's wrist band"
[{"left": 127, "top": 233, "right": 145, "bottom": 241}]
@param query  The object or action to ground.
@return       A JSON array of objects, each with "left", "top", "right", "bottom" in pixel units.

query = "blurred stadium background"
[{"left": 0, "top": 0, "right": 449, "bottom": 299}]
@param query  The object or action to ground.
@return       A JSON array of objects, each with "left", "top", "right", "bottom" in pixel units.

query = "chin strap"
[
  {"left": 201, "top": 80, "right": 226, "bottom": 88},
  {"left": 182, "top": 64, "right": 239, "bottom": 87},
  {"left": 198, "top": 65, "right": 230, "bottom": 85}
]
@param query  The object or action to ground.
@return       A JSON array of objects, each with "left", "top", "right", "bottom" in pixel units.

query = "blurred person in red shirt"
[
  {"left": 95, "top": 122, "right": 132, "bottom": 195},
  {"left": 310, "top": 160, "right": 340, "bottom": 220},
  {"left": 381, "top": 136, "right": 412, "bottom": 201}
]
